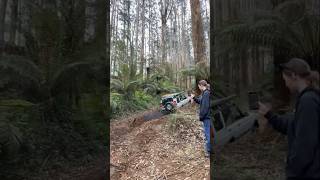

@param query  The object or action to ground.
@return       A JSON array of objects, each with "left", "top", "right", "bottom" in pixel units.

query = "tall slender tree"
[
  {"left": 0, "top": 0, "right": 8, "bottom": 48},
  {"left": 139, "top": 0, "right": 146, "bottom": 76},
  {"left": 9, "top": 0, "right": 19, "bottom": 45},
  {"left": 190, "top": 0, "right": 206, "bottom": 82},
  {"left": 159, "top": 0, "right": 173, "bottom": 64}
]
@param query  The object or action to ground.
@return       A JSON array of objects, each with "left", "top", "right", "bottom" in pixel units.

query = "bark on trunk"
[{"left": 0, "top": 0, "right": 8, "bottom": 48}]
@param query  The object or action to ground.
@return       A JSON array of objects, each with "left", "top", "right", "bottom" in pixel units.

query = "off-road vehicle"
[{"left": 160, "top": 92, "right": 190, "bottom": 112}]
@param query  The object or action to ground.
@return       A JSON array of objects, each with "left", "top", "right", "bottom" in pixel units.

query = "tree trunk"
[
  {"left": 209, "top": 2, "right": 214, "bottom": 175},
  {"left": 240, "top": 49, "right": 248, "bottom": 94},
  {"left": 139, "top": 0, "right": 145, "bottom": 77},
  {"left": 190, "top": 0, "right": 206, "bottom": 84},
  {"left": 17, "top": 0, "right": 22, "bottom": 46},
  {"left": 160, "top": 0, "right": 172, "bottom": 64},
  {"left": 160, "top": 16, "right": 167, "bottom": 64},
  {"left": 0, "top": 0, "right": 8, "bottom": 48},
  {"left": 134, "top": 0, "right": 140, "bottom": 65},
  {"left": 114, "top": 3, "right": 119, "bottom": 75},
  {"left": 9, "top": 0, "right": 19, "bottom": 45}
]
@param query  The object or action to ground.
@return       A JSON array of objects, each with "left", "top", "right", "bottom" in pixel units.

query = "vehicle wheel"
[{"left": 165, "top": 103, "right": 174, "bottom": 111}]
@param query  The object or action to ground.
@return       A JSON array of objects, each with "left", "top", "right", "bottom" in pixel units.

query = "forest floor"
[
  {"left": 212, "top": 120, "right": 287, "bottom": 180},
  {"left": 110, "top": 106, "right": 210, "bottom": 180},
  {"left": 51, "top": 108, "right": 287, "bottom": 180}
]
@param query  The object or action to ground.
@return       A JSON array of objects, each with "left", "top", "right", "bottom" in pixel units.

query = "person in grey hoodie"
[{"left": 258, "top": 58, "right": 320, "bottom": 180}]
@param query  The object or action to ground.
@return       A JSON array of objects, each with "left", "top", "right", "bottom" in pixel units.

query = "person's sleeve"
[
  {"left": 199, "top": 92, "right": 210, "bottom": 121},
  {"left": 193, "top": 96, "right": 201, "bottom": 104},
  {"left": 288, "top": 95, "right": 319, "bottom": 176},
  {"left": 264, "top": 111, "right": 293, "bottom": 135}
]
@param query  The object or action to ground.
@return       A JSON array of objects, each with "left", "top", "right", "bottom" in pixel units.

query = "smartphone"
[{"left": 248, "top": 91, "right": 260, "bottom": 110}]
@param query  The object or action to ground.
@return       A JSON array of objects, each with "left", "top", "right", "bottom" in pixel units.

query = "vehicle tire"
[{"left": 165, "top": 103, "right": 174, "bottom": 111}]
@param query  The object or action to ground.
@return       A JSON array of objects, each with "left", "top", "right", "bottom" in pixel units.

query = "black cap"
[{"left": 279, "top": 58, "right": 311, "bottom": 76}]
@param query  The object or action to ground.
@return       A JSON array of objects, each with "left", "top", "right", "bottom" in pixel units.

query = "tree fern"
[
  {"left": 217, "top": 0, "right": 319, "bottom": 64},
  {"left": 0, "top": 121, "right": 23, "bottom": 161},
  {"left": 179, "top": 61, "right": 209, "bottom": 81},
  {"left": 0, "top": 56, "right": 42, "bottom": 88},
  {"left": 50, "top": 61, "right": 104, "bottom": 96}
]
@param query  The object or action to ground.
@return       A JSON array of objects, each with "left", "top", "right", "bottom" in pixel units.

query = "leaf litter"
[{"left": 110, "top": 105, "right": 210, "bottom": 180}]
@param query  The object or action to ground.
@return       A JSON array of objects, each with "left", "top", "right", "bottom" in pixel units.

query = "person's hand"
[
  {"left": 190, "top": 94, "right": 195, "bottom": 98},
  {"left": 187, "top": 95, "right": 194, "bottom": 103},
  {"left": 258, "top": 102, "right": 272, "bottom": 116}
]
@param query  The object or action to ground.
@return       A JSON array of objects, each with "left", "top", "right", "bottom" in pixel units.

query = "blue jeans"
[{"left": 202, "top": 118, "right": 212, "bottom": 153}]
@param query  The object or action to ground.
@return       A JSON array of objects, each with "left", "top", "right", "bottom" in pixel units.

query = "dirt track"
[{"left": 110, "top": 107, "right": 210, "bottom": 180}]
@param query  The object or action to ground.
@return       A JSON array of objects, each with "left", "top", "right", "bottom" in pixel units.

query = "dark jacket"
[
  {"left": 194, "top": 89, "right": 211, "bottom": 121},
  {"left": 265, "top": 87, "right": 320, "bottom": 179},
  {"left": 193, "top": 95, "right": 201, "bottom": 104}
]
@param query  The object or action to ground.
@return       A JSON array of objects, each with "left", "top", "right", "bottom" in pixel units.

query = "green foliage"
[
  {"left": 159, "top": 80, "right": 181, "bottom": 93},
  {"left": 134, "top": 91, "right": 153, "bottom": 103},
  {"left": 0, "top": 1, "right": 106, "bottom": 178},
  {"left": 216, "top": 0, "right": 320, "bottom": 65},
  {"left": 179, "top": 61, "right": 209, "bottom": 81},
  {"left": 111, "top": 78, "right": 141, "bottom": 99},
  {"left": 0, "top": 56, "right": 42, "bottom": 92},
  {"left": 0, "top": 99, "right": 35, "bottom": 107},
  {"left": 110, "top": 92, "right": 124, "bottom": 114},
  {"left": 110, "top": 90, "right": 159, "bottom": 118},
  {"left": 0, "top": 54, "right": 106, "bottom": 178},
  {"left": 132, "top": 91, "right": 158, "bottom": 109},
  {"left": 0, "top": 119, "right": 23, "bottom": 162}
]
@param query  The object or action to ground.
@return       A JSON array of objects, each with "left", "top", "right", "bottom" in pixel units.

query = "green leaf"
[{"left": 0, "top": 99, "right": 35, "bottom": 107}]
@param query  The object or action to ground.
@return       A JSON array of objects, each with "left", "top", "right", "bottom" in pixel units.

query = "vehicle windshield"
[{"left": 162, "top": 97, "right": 173, "bottom": 104}]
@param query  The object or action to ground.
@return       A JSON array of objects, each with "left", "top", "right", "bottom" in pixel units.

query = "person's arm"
[
  {"left": 259, "top": 102, "right": 292, "bottom": 135},
  {"left": 264, "top": 111, "right": 293, "bottom": 135},
  {"left": 199, "top": 91, "right": 210, "bottom": 121},
  {"left": 287, "top": 94, "right": 319, "bottom": 176},
  {"left": 193, "top": 95, "right": 201, "bottom": 104}
]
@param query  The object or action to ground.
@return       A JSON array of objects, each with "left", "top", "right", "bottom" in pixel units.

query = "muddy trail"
[{"left": 110, "top": 106, "right": 210, "bottom": 180}]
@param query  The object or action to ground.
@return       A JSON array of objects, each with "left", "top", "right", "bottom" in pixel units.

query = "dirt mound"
[{"left": 110, "top": 106, "right": 210, "bottom": 179}]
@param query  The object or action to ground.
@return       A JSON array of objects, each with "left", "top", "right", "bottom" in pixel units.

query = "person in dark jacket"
[
  {"left": 189, "top": 80, "right": 212, "bottom": 156},
  {"left": 258, "top": 58, "right": 320, "bottom": 180}
]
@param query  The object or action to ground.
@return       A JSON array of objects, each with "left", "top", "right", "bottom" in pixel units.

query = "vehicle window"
[
  {"left": 163, "top": 98, "right": 173, "bottom": 104},
  {"left": 174, "top": 96, "right": 180, "bottom": 103},
  {"left": 213, "top": 112, "right": 224, "bottom": 131},
  {"left": 180, "top": 94, "right": 187, "bottom": 100}
]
